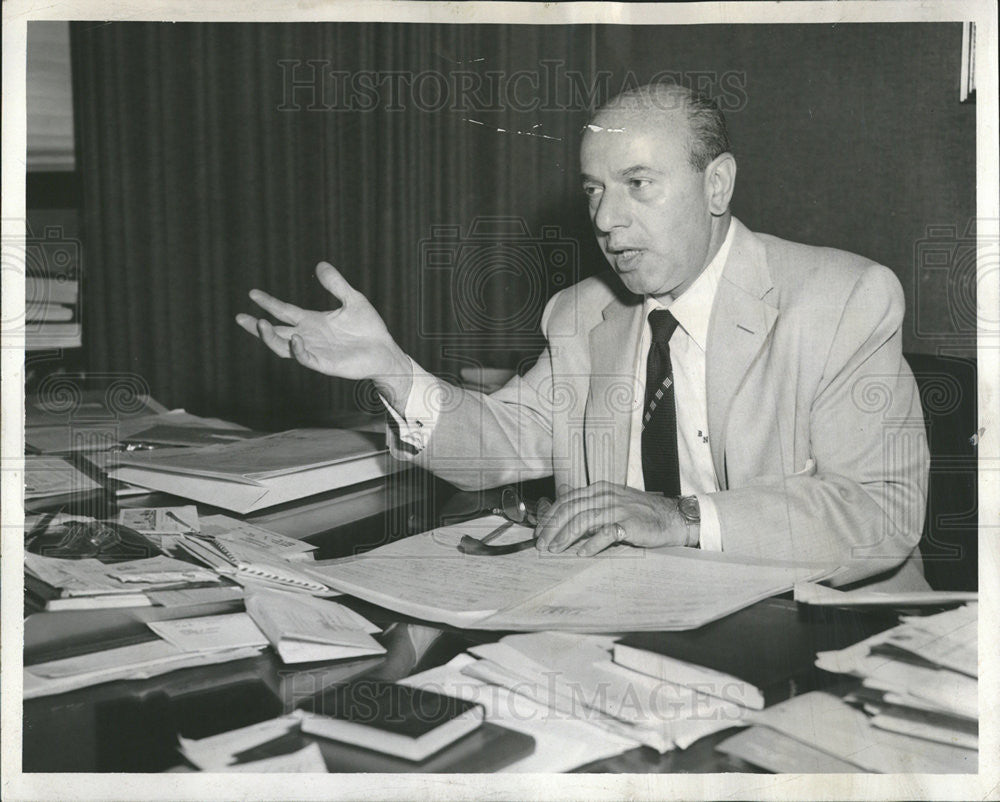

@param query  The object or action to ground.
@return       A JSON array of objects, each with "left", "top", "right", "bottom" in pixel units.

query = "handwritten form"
[{"left": 311, "top": 519, "right": 828, "bottom": 631}]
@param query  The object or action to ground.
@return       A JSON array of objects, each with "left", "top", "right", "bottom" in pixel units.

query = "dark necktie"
[{"left": 642, "top": 309, "right": 681, "bottom": 495}]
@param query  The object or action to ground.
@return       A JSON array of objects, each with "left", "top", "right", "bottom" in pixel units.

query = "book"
[
  {"left": 232, "top": 722, "right": 534, "bottom": 773},
  {"left": 26, "top": 322, "right": 82, "bottom": 349},
  {"left": 26, "top": 275, "right": 78, "bottom": 304},
  {"left": 110, "top": 429, "right": 401, "bottom": 513},
  {"left": 26, "top": 302, "right": 74, "bottom": 321},
  {"left": 612, "top": 598, "right": 897, "bottom": 709},
  {"left": 297, "top": 681, "right": 485, "bottom": 762}
]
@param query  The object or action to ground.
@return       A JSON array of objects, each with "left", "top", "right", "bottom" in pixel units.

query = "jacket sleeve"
[
  {"left": 385, "top": 296, "right": 563, "bottom": 490},
  {"left": 707, "top": 265, "right": 930, "bottom": 586}
]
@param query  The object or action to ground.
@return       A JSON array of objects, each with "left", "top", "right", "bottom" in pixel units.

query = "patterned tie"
[{"left": 642, "top": 309, "right": 681, "bottom": 495}]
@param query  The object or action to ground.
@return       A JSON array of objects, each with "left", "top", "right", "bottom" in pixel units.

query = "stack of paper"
[
  {"left": 717, "top": 604, "right": 978, "bottom": 773},
  {"left": 463, "top": 632, "right": 748, "bottom": 753}
]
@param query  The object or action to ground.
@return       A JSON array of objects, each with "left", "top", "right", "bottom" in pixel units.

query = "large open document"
[{"left": 307, "top": 517, "right": 833, "bottom": 632}]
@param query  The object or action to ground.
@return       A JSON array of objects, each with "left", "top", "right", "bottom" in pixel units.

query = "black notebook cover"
[
  {"left": 615, "top": 598, "right": 897, "bottom": 707},
  {"left": 298, "top": 680, "right": 480, "bottom": 739}
]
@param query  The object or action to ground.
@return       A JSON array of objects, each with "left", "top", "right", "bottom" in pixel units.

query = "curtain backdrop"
[
  {"left": 71, "top": 22, "right": 595, "bottom": 429},
  {"left": 71, "top": 22, "right": 974, "bottom": 430}
]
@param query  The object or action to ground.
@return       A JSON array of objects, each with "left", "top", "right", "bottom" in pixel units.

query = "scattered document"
[
  {"left": 794, "top": 581, "right": 977, "bottom": 606},
  {"left": 816, "top": 622, "right": 978, "bottom": 721},
  {"left": 747, "top": 692, "right": 976, "bottom": 773},
  {"left": 716, "top": 726, "right": 860, "bottom": 773},
  {"left": 178, "top": 712, "right": 306, "bottom": 770},
  {"left": 24, "top": 640, "right": 263, "bottom": 699},
  {"left": 245, "top": 588, "right": 384, "bottom": 664},
  {"left": 867, "top": 707, "right": 978, "bottom": 751},
  {"left": 147, "top": 612, "right": 269, "bottom": 653},
  {"left": 102, "top": 555, "right": 219, "bottom": 585},
  {"left": 216, "top": 743, "right": 327, "bottom": 773},
  {"left": 310, "top": 520, "right": 831, "bottom": 631},
  {"left": 199, "top": 514, "right": 317, "bottom": 555},
  {"left": 24, "top": 455, "right": 101, "bottom": 498},
  {"left": 119, "top": 505, "right": 200, "bottom": 534},
  {"left": 145, "top": 586, "right": 245, "bottom": 608}
]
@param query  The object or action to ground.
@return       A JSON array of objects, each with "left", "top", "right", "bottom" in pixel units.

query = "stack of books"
[
  {"left": 714, "top": 603, "right": 978, "bottom": 773},
  {"left": 26, "top": 273, "right": 80, "bottom": 349}
]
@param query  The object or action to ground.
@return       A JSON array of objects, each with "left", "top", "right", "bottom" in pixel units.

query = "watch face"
[{"left": 678, "top": 495, "right": 701, "bottom": 523}]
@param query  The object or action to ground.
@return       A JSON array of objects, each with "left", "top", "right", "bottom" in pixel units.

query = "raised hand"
[{"left": 236, "top": 262, "right": 413, "bottom": 406}]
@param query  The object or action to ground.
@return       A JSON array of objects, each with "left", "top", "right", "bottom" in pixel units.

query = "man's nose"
[{"left": 592, "top": 188, "right": 630, "bottom": 233}]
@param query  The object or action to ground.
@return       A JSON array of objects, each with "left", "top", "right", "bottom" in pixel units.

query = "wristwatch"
[
  {"left": 675, "top": 495, "right": 701, "bottom": 547},
  {"left": 676, "top": 494, "right": 701, "bottom": 525}
]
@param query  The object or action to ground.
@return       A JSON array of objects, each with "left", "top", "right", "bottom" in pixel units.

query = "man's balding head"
[
  {"left": 580, "top": 82, "right": 737, "bottom": 299},
  {"left": 590, "top": 83, "right": 731, "bottom": 173}
]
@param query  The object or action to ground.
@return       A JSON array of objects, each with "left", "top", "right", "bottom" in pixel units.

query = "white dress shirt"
[
  {"left": 385, "top": 222, "right": 736, "bottom": 551},
  {"left": 623, "top": 223, "right": 735, "bottom": 550}
]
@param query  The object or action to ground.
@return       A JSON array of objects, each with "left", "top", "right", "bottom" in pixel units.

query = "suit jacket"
[{"left": 392, "top": 219, "right": 930, "bottom": 591}]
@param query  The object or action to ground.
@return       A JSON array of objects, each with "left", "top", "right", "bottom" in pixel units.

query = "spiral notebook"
[{"left": 177, "top": 535, "right": 331, "bottom": 595}]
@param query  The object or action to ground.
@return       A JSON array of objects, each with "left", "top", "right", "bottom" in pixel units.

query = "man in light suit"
[{"left": 237, "top": 83, "right": 930, "bottom": 591}]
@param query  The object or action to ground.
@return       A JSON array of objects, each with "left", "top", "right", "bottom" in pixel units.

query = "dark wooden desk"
[{"left": 22, "top": 476, "right": 870, "bottom": 774}]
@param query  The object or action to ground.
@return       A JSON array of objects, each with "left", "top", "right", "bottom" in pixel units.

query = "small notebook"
[
  {"left": 298, "top": 681, "right": 485, "bottom": 762},
  {"left": 177, "top": 536, "right": 329, "bottom": 595}
]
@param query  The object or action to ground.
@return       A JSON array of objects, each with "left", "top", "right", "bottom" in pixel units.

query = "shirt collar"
[{"left": 645, "top": 218, "right": 737, "bottom": 351}]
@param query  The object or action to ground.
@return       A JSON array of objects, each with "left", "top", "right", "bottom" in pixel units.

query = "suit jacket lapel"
[
  {"left": 706, "top": 221, "right": 779, "bottom": 483},
  {"left": 587, "top": 296, "right": 643, "bottom": 485}
]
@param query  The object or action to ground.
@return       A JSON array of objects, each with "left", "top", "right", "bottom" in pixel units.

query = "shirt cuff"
[
  {"left": 380, "top": 358, "right": 443, "bottom": 452},
  {"left": 696, "top": 493, "right": 722, "bottom": 551}
]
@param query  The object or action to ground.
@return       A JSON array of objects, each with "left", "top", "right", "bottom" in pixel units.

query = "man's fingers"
[
  {"left": 547, "top": 507, "right": 613, "bottom": 553},
  {"left": 248, "top": 289, "right": 305, "bottom": 325},
  {"left": 235, "top": 314, "right": 262, "bottom": 338},
  {"left": 575, "top": 525, "right": 620, "bottom": 557},
  {"left": 535, "top": 482, "right": 612, "bottom": 549},
  {"left": 257, "top": 319, "right": 292, "bottom": 358},
  {"left": 315, "top": 262, "right": 355, "bottom": 303},
  {"left": 290, "top": 334, "right": 321, "bottom": 370}
]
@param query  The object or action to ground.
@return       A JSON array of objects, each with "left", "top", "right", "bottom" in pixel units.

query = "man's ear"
[{"left": 704, "top": 152, "right": 737, "bottom": 215}]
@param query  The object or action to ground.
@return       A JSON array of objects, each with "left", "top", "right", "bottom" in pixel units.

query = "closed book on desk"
[
  {"left": 613, "top": 598, "right": 896, "bottom": 710},
  {"left": 234, "top": 722, "right": 533, "bottom": 773},
  {"left": 298, "top": 681, "right": 484, "bottom": 762},
  {"left": 111, "top": 429, "right": 400, "bottom": 514}
]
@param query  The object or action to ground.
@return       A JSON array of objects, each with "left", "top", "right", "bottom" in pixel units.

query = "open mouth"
[{"left": 611, "top": 248, "right": 644, "bottom": 269}]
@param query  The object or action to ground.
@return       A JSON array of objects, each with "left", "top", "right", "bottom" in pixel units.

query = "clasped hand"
[{"left": 533, "top": 481, "right": 695, "bottom": 556}]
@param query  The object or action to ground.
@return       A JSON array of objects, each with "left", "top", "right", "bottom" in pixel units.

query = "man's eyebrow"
[
  {"left": 580, "top": 172, "right": 601, "bottom": 183},
  {"left": 621, "top": 165, "right": 663, "bottom": 177}
]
